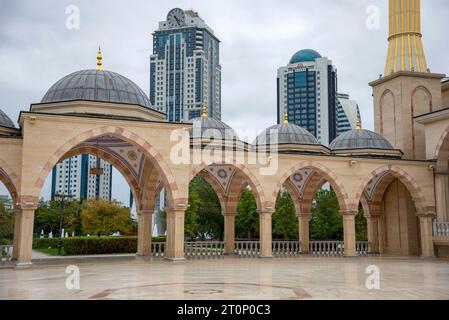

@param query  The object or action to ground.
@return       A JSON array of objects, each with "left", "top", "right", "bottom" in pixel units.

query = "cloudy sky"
[{"left": 1, "top": 0, "right": 448, "bottom": 205}]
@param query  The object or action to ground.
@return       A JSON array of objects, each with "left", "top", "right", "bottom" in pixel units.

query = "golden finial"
[
  {"left": 201, "top": 104, "right": 207, "bottom": 118},
  {"left": 356, "top": 117, "right": 361, "bottom": 130},
  {"left": 97, "top": 46, "right": 103, "bottom": 71},
  {"left": 283, "top": 112, "right": 289, "bottom": 124}
]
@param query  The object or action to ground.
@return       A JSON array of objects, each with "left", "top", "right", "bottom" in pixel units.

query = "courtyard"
[{"left": 1, "top": 256, "right": 448, "bottom": 300}]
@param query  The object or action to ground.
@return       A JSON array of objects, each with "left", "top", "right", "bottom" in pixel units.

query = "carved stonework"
[
  {"left": 289, "top": 168, "right": 315, "bottom": 197},
  {"left": 203, "top": 165, "right": 236, "bottom": 195},
  {"left": 364, "top": 172, "right": 389, "bottom": 201}
]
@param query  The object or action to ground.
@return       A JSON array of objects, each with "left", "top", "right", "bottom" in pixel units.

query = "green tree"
[
  {"left": 310, "top": 189, "right": 343, "bottom": 240},
  {"left": 34, "top": 199, "right": 82, "bottom": 237},
  {"left": 236, "top": 188, "right": 259, "bottom": 240},
  {"left": 81, "top": 199, "right": 132, "bottom": 236},
  {"left": 0, "top": 202, "right": 14, "bottom": 241},
  {"left": 185, "top": 189, "right": 200, "bottom": 239},
  {"left": 355, "top": 204, "right": 368, "bottom": 241},
  {"left": 273, "top": 190, "right": 298, "bottom": 240}
]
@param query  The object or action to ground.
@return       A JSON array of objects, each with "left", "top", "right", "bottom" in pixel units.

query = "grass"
[{"left": 33, "top": 247, "right": 65, "bottom": 256}]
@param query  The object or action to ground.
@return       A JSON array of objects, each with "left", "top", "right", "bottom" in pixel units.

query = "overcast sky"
[{"left": 0, "top": 0, "right": 448, "bottom": 205}]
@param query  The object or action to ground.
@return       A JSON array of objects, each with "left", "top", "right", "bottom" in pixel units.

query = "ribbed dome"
[
  {"left": 0, "top": 109, "right": 14, "bottom": 128},
  {"left": 330, "top": 129, "right": 394, "bottom": 150},
  {"left": 189, "top": 117, "right": 239, "bottom": 140},
  {"left": 254, "top": 123, "right": 319, "bottom": 146},
  {"left": 41, "top": 69, "right": 152, "bottom": 108},
  {"left": 290, "top": 49, "right": 322, "bottom": 64}
]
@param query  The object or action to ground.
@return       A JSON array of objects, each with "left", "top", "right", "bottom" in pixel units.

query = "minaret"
[
  {"left": 97, "top": 46, "right": 102, "bottom": 71},
  {"left": 370, "top": 0, "right": 444, "bottom": 160},
  {"left": 384, "top": 0, "right": 427, "bottom": 76}
]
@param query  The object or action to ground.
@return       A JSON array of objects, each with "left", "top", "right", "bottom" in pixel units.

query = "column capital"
[
  {"left": 339, "top": 209, "right": 358, "bottom": 216},
  {"left": 416, "top": 211, "right": 436, "bottom": 218},
  {"left": 137, "top": 209, "right": 153, "bottom": 216},
  {"left": 257, "top": 208, "right": 275, "bottom": 215},
  {"left": 296, "top": 212, "right": 312, "bottom": 218},
  {"left": 222, "top": 212, "right": 237, "bottom": 217},
  {"left": 166, "top": 206, "right": 187, "bottom": 214},
  {"left": 17, "top": 204, "right": 37, "bottom": 211}
]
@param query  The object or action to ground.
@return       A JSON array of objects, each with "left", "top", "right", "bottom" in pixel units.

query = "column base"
[
  {"left": 15, "top": 262, "right": 33, "bottom": 269},
  {"left": 135, "top": 252, "right": 152, "bottom": 257},
  {"left": 420, "top": 255, "right": 436, "bottom": 260},
  {"left": 258, "top": 255, "right": 273, "bottom": 259},
  {"left": 164, "top": 257, "right": 186, "bottom": 262},
  {"left": 343, "top": 254, "right": 359, "bottom": 258}
]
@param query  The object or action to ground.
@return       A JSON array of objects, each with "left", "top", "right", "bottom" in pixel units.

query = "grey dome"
[
  {"left": 189, "top": 117, "right": 239, "bottom": 140},
  {"left": 41, "top": 69, "right": 152, "bottom": 108},
  {"left": 330, "top": 129, "right": 394, "bottom": 150},
  {"left": 0, "top": 109, "right": 14, "bottom": 128},
  {"left": 254, "top": 123, "right": 319, "bottom": 145}
]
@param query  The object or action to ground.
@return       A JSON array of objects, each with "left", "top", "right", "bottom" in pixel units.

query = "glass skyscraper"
[
  {"left": 336, "top": 93, "right": 361, "bottom": 135},
  {"left": 277, "top": 49, "right": 338, "bottom": 146},
  {"left": 150, "top": 8, "right": 221, "bottom": 122}
]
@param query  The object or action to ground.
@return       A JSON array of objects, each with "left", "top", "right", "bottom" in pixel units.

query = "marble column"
[
  {"left": 223, "top": 213, "right": 236, "bottom": 254},
  {"left": 137, "top": 209, "right": 153, "bottom": 256},
  {"left": 298, "top": 213, "right": 311, "bottom": 254},
  {"left": 15, "top": 206, "right": 36, "bottom": 267},
  {"left": 165, "top": 207, "right": 186, "bottom": 260},
  {"left": 12, "top": 208, "right": 22, "bottom": 260},
  {"left": 417, "top": 212, "right": 435, "bottom": 258},
  {"left": 377, "top": 214, "right": 386, "bottom": 254},
  {"left": 434, "top": 173, "right": 449, "bottom": 222},
  {"left": 341, "top": 210, "right": 357, "bottom": 257},
  {"left": 259, "top": 209, "right": 273, "bottom": 258},
  {"left": 366, "top": 215, "right": 380, "bottom": 254}
]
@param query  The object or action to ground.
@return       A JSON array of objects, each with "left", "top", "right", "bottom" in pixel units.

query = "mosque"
[{"left": 1, "top": 0, "right": 449, "bottom": 266}]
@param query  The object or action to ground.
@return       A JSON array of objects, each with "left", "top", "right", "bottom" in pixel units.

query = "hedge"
[{"left": 32, "top": 236, "right": 167, "bottom": 255}]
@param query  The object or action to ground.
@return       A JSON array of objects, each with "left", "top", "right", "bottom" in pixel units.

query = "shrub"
[{"left": 33, "top": 238, "right": 60, "bottom": 249}]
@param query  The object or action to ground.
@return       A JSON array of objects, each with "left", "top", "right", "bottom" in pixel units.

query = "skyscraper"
[
  {"left": 51, "top": 155, "right": 112, "bottom": 201},
  {"left": 277, "top": 49, "right": 338, "bottom": 146},
  {"left": 336, "top": 93, "right": 361, "bottom": 136},
  {"left": 150, "top": 8, "right": 221, "bottom": 122}
]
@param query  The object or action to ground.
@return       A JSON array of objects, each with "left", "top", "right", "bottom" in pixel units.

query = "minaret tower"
[{"left": 370, "top": 0, "right": 444, "bottom": 160}]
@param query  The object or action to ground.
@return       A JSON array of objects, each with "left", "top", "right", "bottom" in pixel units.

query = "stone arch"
[
  {"left": 411, "top": 86, "right": 433, "bottom": 159},
  {"left": 379, "top": 89, "right": 397, "bottom": 147},
  {"left": 434, "top": 125, "right": 449, "bottom": 171},
  {"left": 196, "top": 171, "right": 227, "bottom": 213},
  {"left": 190, "top": 161, "right": 266, "bottom": 210},
  {"left": 354, "top": 165, "right": 429, "bottom": 213},
  {"left": 31, "top": 126, "right": 180, "bottom": 207},
  {"left": 0, "top": 159, "right": 19, "bottom": 205},
  {"left": 273, "top": 160, "right": 351, "bottom": 212}
]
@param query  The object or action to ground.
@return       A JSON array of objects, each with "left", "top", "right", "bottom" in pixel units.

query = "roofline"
[{"left": 369, "top": 71, "right": 446, "bottom": 87}]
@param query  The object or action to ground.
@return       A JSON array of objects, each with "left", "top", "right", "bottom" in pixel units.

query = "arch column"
[
  {"left": 258, "top": 209, "right": 274, "bottom": 258},
  {"left": 223, "top": 212, "right": 236, "bottom": 255},
  {"left": 434, "top": 172, "right": 449, "bottom": 222},
  {"left": 136, "top": 209, "right": 153, "bottom": 256},
  {"left": 297, "top": 212, "right": 311, "bottom": 254},
  {"left": 14, "top": 205, "right": 36, "bottom": 267},
  {"left": 365, "top": 214, "right": 380, "bottom": 254},
  {"left": 165, "top": 207, "right": 186, "bottom": 260},
  {"left": 341, "top": 210, "right": 358, "bottom": 257},
  {"left": 417, "top": 212, "right": 435, "bottom": 258}
]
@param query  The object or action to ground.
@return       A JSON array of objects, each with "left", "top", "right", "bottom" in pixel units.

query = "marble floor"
[{"left": 0, "top": 256, "right": 448, "bottom": 300}]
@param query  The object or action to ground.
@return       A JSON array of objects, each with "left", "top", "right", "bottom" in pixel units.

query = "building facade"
[
  {"left": 277, "top": 49, "right": 338, "bottom": 146},
  {"left": 51, "top": 155, "right": 112, "bottom": 201},
  {"left": 336, "top": 93, "right": 361, "bottom": 135},
  {"left": 150, "top": 8, "right": 221, "bottom": 122}
]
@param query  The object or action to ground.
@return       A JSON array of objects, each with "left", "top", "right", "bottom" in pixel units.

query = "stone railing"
[
  {"left": 234, "top": 241, "right": 260, "bottom": 257},
  {"left": 309, "top": 241, "right": 344, "bottom": 255},
  {"left": 433, "top": 222, "right": 449, "bottom": 237},
  {"left": 151, "top": 242, "right": 165, "bottom": 257},
  {"left": 0, "top": 245, "right": 13, "bottom": 267},
  {"left": 184, "top": 241, "right": 225, "bottom": 258},
  {"left": 272, "top": 241, "right": 300, "bottom": 256},
  {"left": 356, "top": 241, "right": 369, "bottom": 255}
]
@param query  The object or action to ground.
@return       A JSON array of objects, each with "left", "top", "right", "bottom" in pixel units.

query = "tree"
[
  {"left": 273, "top": 190, "right": 298, "bottom": 240},
  {"left": 236, "top": 188, "right": 259, "bottom": 240},
  {"left": 310, "top": 189, "right": 343, "bottom": 240},
  {"left": 0, "top": 202, "right": 14, "bottom": 242},
  {"left": 185, "top": 189, "right": 200, "bottom": 239},
  {"left": 81, "top": 199, "right": 132, "bottom": 236},
  {"left": 355, "top": 204, "right": 368, "bottom": 241}
]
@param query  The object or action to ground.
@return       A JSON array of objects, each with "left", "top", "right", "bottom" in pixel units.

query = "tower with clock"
[{"left": 149, "top": 8, "right": 222, "bottom": 123}]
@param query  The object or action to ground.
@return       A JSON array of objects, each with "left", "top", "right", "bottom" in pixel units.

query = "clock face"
[{"left": 167, "top": 8, "right": 186, "bottom": 28}]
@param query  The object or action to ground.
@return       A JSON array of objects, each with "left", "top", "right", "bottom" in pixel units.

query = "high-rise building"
[
  {"left": 150, "top": 8, "right": 221, "bottom": 122},
  {"left": 277, "top": 49, "right": 338, "bottom": 145},
  {"left": 51, "top": 155, "right": 112, "bottom": 201},
  {"left": 336, "top": 93, "right": 361, "bottom": 135}
]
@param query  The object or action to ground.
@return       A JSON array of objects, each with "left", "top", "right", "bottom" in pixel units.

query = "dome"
[
  {"left": 330, "top": 129, "right": 394, "bottom": 150},
  {"left": 289, "top": 49, "right": 322, "bottom": 64},
  {"left": 41, "top": 69, "right": 152, "bottom": 108},
  {"left": 189, "top": 116, "right": 239, "bottom": 141},
  {"left": 0, "top": 109, "right": 14, "bottom": 128},
  {"left": 254, "top": 123, "right": 319, "bottom": 146}
]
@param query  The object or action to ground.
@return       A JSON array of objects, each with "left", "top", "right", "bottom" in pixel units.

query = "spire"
[
  {"left": 384, "top": 0, "right": 428, "bottom": 76},
  {"left": 201, "top": 104, "right": 207, "bottom": 118},
  {"left": 356, "top": 117, "right": 361, "bottom": 130},
  {"left": 97, "top": 46, "right": 103, "bottom": 71},
  {"left": 283, "top": 112, "right": 289, "bottom": 124}
]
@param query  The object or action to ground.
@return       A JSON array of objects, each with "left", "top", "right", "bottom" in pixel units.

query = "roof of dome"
[
  {"left": 0, "top": 109, "right": 15, "bottom": 128},
  {"left": 189, "top": 116, "right": 239, "bottom": 140},
  {"left": 41, "top": 69, "right": 152, "bottom": 108},
  {"left": 253, "top": 123, "right": 319, "bottom": 146},
  {"left": 330, "top": 129, "right": 394, "bottom": 150},
  {"left": 290, "top": 49, "right": 322, "bottom": 64}
]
